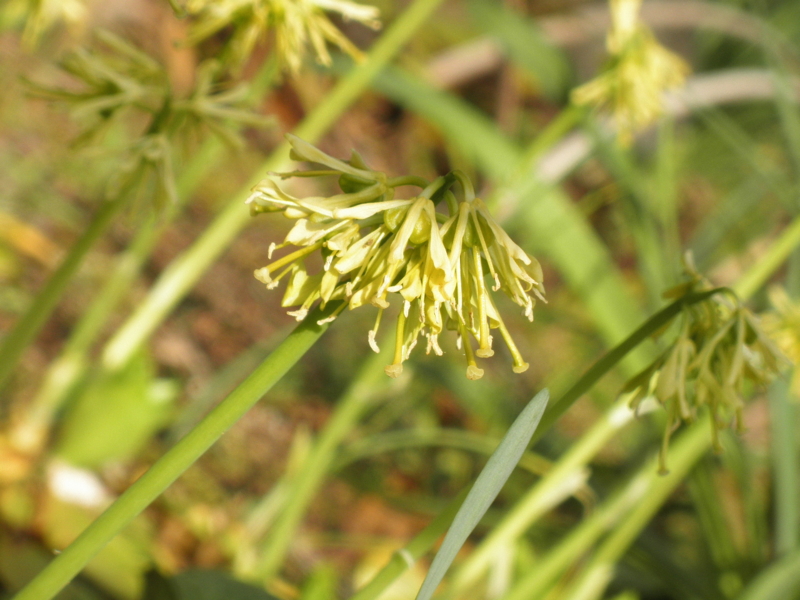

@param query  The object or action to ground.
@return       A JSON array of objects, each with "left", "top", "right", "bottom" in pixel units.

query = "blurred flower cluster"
[
  {"left": 1, "top": 0, "right": 87, "bottom": 47},
  {"left": 247, "top": 135, "right": 546, "bottom": 379},
  {"left": 572, "top": 0, "right": 689, "bottom": 143},
  {"left": 26, "top": 31, "right": 272, "bottom": 208},
  {"left": 761, "top": 286, "right": 800, "bottom": 396},
  {"left": 626, "top": 258, "right": 786, "bottom": 472},
  {"left": 176, "top": 0, "right": 380, "bottom": 73}
]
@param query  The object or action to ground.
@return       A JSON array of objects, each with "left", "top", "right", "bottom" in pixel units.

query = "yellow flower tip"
[
  {"left": 385, "top": 363, "right": 403, "bottom": 378},
  {"left": 512, "top": 362, "right": 530, "bottom": 374},
  {"left": 368, "top": 330, "right": 380, "bottom": 353},
  {"left": 287, "top": 308, "right": 308, "bottom": 321},
  {"left": 254, "top": 268, "right": 272, "bottom": 285},
  {"left": 466, "top": 365, "right": 484, "bottom": 380},
  {"left": 372, "top": 297, "right": 390, "bottom": 309},
  {"left": 476, "top": 348, "right": 494, "bottom": 358}
]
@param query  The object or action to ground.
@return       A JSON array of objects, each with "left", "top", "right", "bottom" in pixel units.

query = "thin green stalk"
[
  {"left": 12, "top": 304, "right": 337, "bottom": 600},
  {"left": 0, "top": 194, "right": 127, "bottom": 394},
  {"left": 12, "top": 217, "right": 161, "bottom": 451},
  {"left": 769, "top": 378, "right": 799, "bottom": 556},
  {"left": 448, "top": 394, "right": 634, "bottom": 594},
  {"left": 502, "top": 416, "right": 712, "bottom": 600},
  {"left": 654, "top": 118, "right": 682, "bottom": 284},
  {"left": 333, "top": 428, "right": 551, "bottom": 476},
  {"left": 256, "top": 347, "right": 389, "bottom": 580},
  {"left": 559, "top": 417, "right": 712, "bottom": 600},
  {"left": 514, "top": 104, "right": 585, "bottom": 169},
  {"left": 733, "top": 212, "right": 800, "bottom": 299},
  {"left": 100, "top": 0, "right": 446, "bottom": 371},
  {"left": 10, "top": 58, "right": 280, "bottom": 442}
]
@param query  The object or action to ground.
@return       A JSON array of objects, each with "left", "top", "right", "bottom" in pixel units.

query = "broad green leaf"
[
  {"left": 55, "top": 350, "right": 177, "bottom": 468},
  {"left": 415, "top": 389, "right": 549, "bottom": 600}
]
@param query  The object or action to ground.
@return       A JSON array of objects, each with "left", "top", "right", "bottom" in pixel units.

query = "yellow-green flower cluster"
[
  {"left": 247, "top": 135, "right": 545, "bottom": 379},
  {"left": 27, "top": 32, "right": 272, "bottom": 208},
  {"left": 761, "top": 287, "right": 800, "bottom": 396},
  {"left": 571, "top": 0, "right": 689, "bottom": 143},
  {"left": 1, "top": 0, "right": 87, "bottom": 47},
  {"left": 625, "top": 260, "right": 785, "bottom": 472},
  {"left": 181, "top": 0, "right": 380, "bottom": 73}
]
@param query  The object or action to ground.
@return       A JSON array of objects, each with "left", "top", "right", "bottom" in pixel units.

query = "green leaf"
[
  {"left": 55, "top": 350, "right": 177, "bottom": 468},
  {"left": 142, "top": 569, "right": 281, "bottom": 600},
  {"left": 736, "top": 550, "right": 800, "bottom": 600},
  {"left": 415, "top": 389, "right": 549, "bottom": 600}
]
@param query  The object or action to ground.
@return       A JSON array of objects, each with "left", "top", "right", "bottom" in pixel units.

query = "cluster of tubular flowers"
[
  {"left": 571, "top": 0, "right": 689, "bottom": 142},
  {"left": 182, "top": 0, "right": 380, "bottom": 73},
  {"left": 624, "top": 257, "right": 786, "bottom": 473},
  {"left": 246, "top": 135, "right": 545, "bottom": 379}
]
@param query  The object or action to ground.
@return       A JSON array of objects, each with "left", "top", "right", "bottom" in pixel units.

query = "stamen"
[
  {"left": 287, "top": 308, "right": 308, "bottom": 321},
  {"left": 473, "top": 247, "right": 494, "bottom": 358},
  {"left": 459, "top": 321, "right": 484, "bottom": 380},
  {"left": 385, "top": 310, "right": 407, "bottom": 378},
  {"left": 368, "top": 308, "right": 384, "bottom": 353},
  {"left": 430, "top": 334, "right": 443, "bottom": 356},
  {"left": 317, "top": 300, "right": 347, "bottom": 324},
  {"left": 470, "top": 211, "right": 499, "bottom": 287},
  {"left": 494, "top": 309, "right": 529, "bottom": 373}
]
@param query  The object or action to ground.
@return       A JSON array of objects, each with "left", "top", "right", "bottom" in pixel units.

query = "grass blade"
[{"left": 415, "top": 389, "right": 549, "bottom": 600}]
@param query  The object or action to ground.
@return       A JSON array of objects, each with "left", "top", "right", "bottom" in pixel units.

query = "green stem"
[
  {"left": 0, "top": 195, "right": 127, "bottom": 393},
  {"left": 10, "top": 58, "right": 280, "bottom": 442},
  {"left": 12, "top": 144, "right": 222, "bottom": 451},
  {"left": 502, "top": 415, "right": 713, "bottom": 600},
  {"left": 559, "top": 417, "right": 712, "bottom": 600},
  {"left": 769, "top": 378, "right": 799, "bottom": 557},
  {"left": 733, "top": 212, "right": 800, "bottom": 299},
  {"left": 100, "top": 0, "right": 446, "bottom": 372},
  {"left": 448, "top": 394, "right": 635, "bottom": 594},
  {"left": 332, "top": 428, "right": 551, "bottom": 476},
  {"left": 12, "top": 305, "right": 337, "bottom": 600},
  {"left": 515, "top": 104, "right": 585, "bottom": 171},
  {"left": 256, "top": 347, "right": 389, "bottom": 580},
  {"left": 12, "top": 216, "right": 161, "bottom": 451}
]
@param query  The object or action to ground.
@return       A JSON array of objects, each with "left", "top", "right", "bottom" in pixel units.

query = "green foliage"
[
  {"left": 143, "top": 569, "right": 281, "bottom": 600},
  {"left": 2, "top": 2, "right": 800, "bottom": 600},
  {"left": 416, "top": 389, "right": 548, "bottom": 600},
  {"left": 54, "top": 351, "right": 178, "bottom": 468}
]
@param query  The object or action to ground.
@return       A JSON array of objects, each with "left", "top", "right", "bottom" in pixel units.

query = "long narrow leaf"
[{"left": 415, "top": 389, "right": 549, "bottom": 600}]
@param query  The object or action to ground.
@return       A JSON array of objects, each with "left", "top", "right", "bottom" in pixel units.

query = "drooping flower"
[
  {"left": 571, "top": 0, "right": 689, "bottom": 142},
  {"left": 624, "top": 257, "right": 785, "bottom": 472},
  {"left": 181, "top": 0, "right": 380, "bottom": 73},
  {"left": 247, "top": 136, "right": 545, "bottom": 379}
]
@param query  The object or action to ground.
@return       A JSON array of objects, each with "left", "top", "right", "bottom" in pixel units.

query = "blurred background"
[{"left": 0, "top": 0, "right": 799, "bottom": 599}]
